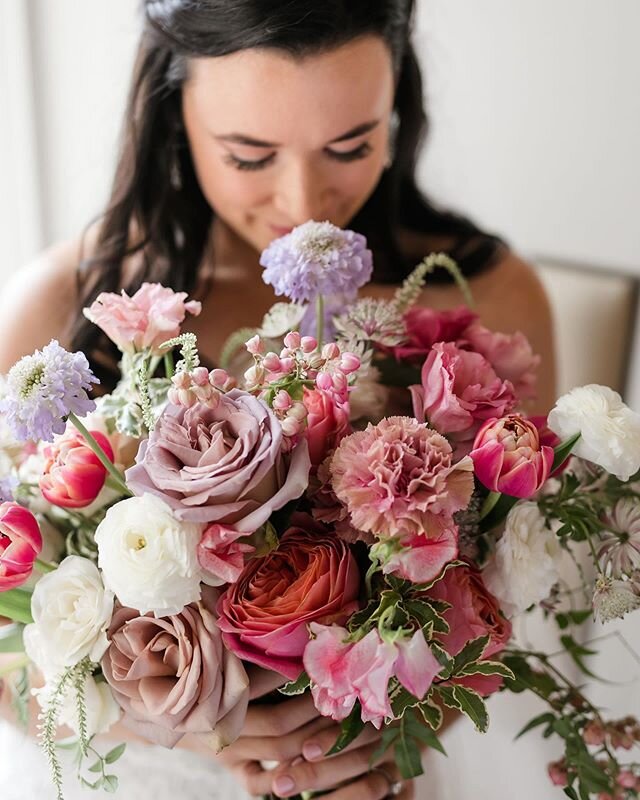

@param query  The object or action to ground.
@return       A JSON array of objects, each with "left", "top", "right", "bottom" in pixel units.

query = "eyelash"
[{"left": 223, "top": 142, "right": 373, "bottom": 171}]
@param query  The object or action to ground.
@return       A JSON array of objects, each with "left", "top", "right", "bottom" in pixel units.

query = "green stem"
[
  {"left": 164, "top": 351, "right": 174, "bottom": 380},
  {"left": 479, "top": 491, "right": 501, "bottom": 520},
  {"left": 315, "top": 295, "right": 324, "bottom": 349},
  {"left": 35, "top": 558, "right": 56, "bottom": 574},
  {"left": 68, "top": 413, "right": 131, "bottom": 497},
  {"left": 0, "top": 655, "right": 29, "bottom": 679},
  {"left": 0, "top": 588, "right": 34, "bottom": 624}
]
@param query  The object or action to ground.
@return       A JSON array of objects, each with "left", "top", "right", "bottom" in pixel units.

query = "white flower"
[
  {"left": 548, "top": 385, "right": 640, "bottom": 481},
  {"left": 484, "top": 502, "right": 563, "bottom": 617},
  {"left": 33, "top": 675, "right": 121, "bottom": 738},
  {"left": 348, "top": 365, "right": 389, "bottom": 423},
  {"left": 258, "top": 302, "right": 307, "bottom": 339},
  {"left": 592, "top": 574, "right": 640, "bottom": 623},
  {"left": 23, "top": 556, "right": 114, "bottom": 672},
  {"left": 95, "top": 493, "right": 203, "bottom": 617}
]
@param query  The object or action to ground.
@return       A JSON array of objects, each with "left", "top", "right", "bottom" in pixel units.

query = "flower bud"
[
  {"left": 616, "top": 771, "right": 637, "bottom": 789},
  {"left": 316, "top": 372, "right": 334, "bottom": 392},
  {"left": 0, "top": 501, "right": 43, "bottom": 590},
  {"left": 263, "top": 353, "right": 283, "bottom": 372},
  {"left": 279, "top": 357, "right": 296, "bottom": 374},
  {"left": 307, "top": 353, "right": 325, "bottom": 370},
  {"left": 191, "top": 367, "right": 210, "bottom": 387},
  {"left": 281, "top": 416, "right": 302, "bottom": 437},
  {"left": 547, "top": 760, "right": 568, "bottom": 788},
  {"left": 583, "top": 721, "right": 606, "bottom": 746},
  {"left": 244, "top": 364, "right": 265, "bottom": 388},
  {"left": 209, "top": 368, "right": 232, "bottom": 389},
  {"left": 322, "top": 343, "right": 340, "bottom": 361},
  {"left": 339, "top": 352, "right": 361, "bottom": 374},
  {"left": 288, "top": 402, "right": 308, "bottom": 422},
  {"left": 284, "top": 331, "right": 301, "bottom": 350},
  {"left": 273, "top": 390, "right": 293, "bottom": 411},
  {"left": 171, "top": 371, "right": 192, "bottom": 390},
  {"left": 300, "top": 336, "right": 317, "bottom": 353},
  {"left": 332, "top": 372, "right": 348, "bottom": 394},
  {"left": 245, "top": 334, "right": 264, "bottom": 355}
]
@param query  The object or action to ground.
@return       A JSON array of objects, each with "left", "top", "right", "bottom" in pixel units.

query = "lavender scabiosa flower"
[
  {"left": 0, "top": 340, "right": 98, "bottom": 442},
  {"left": 0, "top": 476, "right": 17, "bottom": 502},
  {"left": 260, "top": 221, "right": 372, "bottom": 304},
  {"left": 592, "top": 574, "right": 640, "bottom": 623},
  {"left": 598, "top": 497, "right": 640, "bottom": 576}
]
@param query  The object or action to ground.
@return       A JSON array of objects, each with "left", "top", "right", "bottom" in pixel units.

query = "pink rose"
[
  {"left": 83, "top": 282, "right": 201, "bottom": 355},
  {"left": 391, "top": 305, "right": 478, "bottom": 363},
  {"left": 426, "top": 563, "right": 512, "bottom": 696},
  {"left": 101, "top": 587, "right": 249, "bottom": 749},
  {"left": 302, "top": 387, "right": 351, "bottom": 467},
  {"left": 39, "top": 428, "right": 115, "bottom": 508},
  {"left": 0, "top": 501, "right": 43, "bottom": 591},
  {"left": 331, "top": 416, "right": 475, "bottom": 540},
  {"left": 126, "top": 390, "right": 311, "bottom": 530},
  {"left": 197, "top": 524, "right": 255, "bottom": 585},
  {"left": 217, "top": 514, "right": 360, "bottom": 680},
  {"left": 410, "top": 342, "right": 517, "bottom": 447},
  {"left": 470, "top": 415, "right": 554, "bottom": 499},
  {"left": 464, "top": 322, "right": 540, "bottom": 401}
]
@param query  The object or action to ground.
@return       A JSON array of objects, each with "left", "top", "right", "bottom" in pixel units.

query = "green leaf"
[
  {"left": 0, "top": 623, "right": 24, "bottom": 653},
  {"left": 437, "top": 685, "right": 489, "bottom": 733},
  {"left": 515, "top": 712, "right": 556, "bottom": 740},
  {"left": 459, "top": 660, "right": 515, "bottom": 680},
  {"left": 563, "top": 787, "right": 579, "bottom": 800},
  {"left": 559, "top": 635, "right": 602, "bottom": 680},
  {"left": 369, "top": 726, "right": 400, "bottom": 765},
  {"left": 104, "top": 743, "right": 127, "bottom": 764},
  {"left": 417, "top": 697, "right": 443, "bottom": 731},
  {"left": 391, "top": 684, "right": 421, "bottom": 718},
  {"left": 552, "top": 433, "right": 581, "bottom": 472},
  {"left": 88, "top": 760, "right": 103, "bottom": 773},
  {"left": 0, "top": 588, "right": 33, "bottom": 624},
  {"left": 327, "top": 702, "right": 366, "bottom": 755},
  {"left": 395, "top": 718, "right": 425, "bottom": 779},
  {"left": 429, "top": 642, "right": 454, "bottom": 679},
  {"left": 452, "top": 635, "right": 490, "bottom": 674},
  {"left": 555, "top": 609, "right": 592, "bottom": 630},
  {"left": 278, "top": 672, "right": 311, "bottom": 696},
  {"left": 404, "top": 599, "right": 450, "bottom": 634},
  {"left": 103, "top": 774, "right": 119, "bottom": 793}
]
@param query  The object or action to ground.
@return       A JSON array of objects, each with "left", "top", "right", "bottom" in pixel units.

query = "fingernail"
[
  {"left": 303, "top": 742, "right": 323, "bottom": 760},
  {"left": 273, "top": 775, "right": 296, "bottom": 795},
  {"left": 291, "top": 756, "right": 304, "bottom": 766}
]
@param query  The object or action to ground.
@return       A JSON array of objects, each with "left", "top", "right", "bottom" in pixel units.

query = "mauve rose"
[
  {"left": 302, "top": 387, "right": 351, "bottom": 467},
  {"left": 126, "top": 390, "right": 310, "bottom": 530},
  {"left": 101, "top": 587, "right": 249, "bottom": 750},
  {"left": 391, "top": 306, "right": 478, "bottom": 363},
  {"left": 426, "top": 563, "right": 512, "bottom": 696},
  {"left": 217, "top": 513, "right": 361, "bottom": 680},
  {"left": 410, "top": 342, "right": 517, "bottom": 447}
]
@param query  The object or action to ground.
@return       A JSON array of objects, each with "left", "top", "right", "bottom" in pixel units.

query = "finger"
[
  {"left": 246, "top": 664, "right": 289, "bottom": 700},
  {"left": 220, "top": 716, "right": 334, "bottom": 764},
  {"left": 243, "top": 691, "right": 322, "bottom": 737},
  {"left": 318, "top": 770, "right": 391, "bottom": 800},
  {"left": 302, "top": 723, "right": 380, "bottom": 762},
  {"left": 269, "top": 741, "right": 382, "bottom": 797}
]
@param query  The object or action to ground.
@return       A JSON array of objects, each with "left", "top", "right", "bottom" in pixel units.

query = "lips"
[{"left": 269, "top": 223, "right": 294, "bottom": 237}]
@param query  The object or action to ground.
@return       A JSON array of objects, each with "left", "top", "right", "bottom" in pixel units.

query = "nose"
[{"left": 272, "top": 158, "right": 332, "bottom": 225}]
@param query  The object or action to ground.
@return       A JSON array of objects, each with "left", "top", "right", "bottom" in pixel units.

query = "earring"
[{"left": 386, "top": 109, "right": 400, "bottom": 169}]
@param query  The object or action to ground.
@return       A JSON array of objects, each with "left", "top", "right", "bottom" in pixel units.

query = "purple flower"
[
  {"left": 260, "top": 221, "right": 373, "bottom": 304},
  {"left": 300, "top": 295, "right": 349, "bottom": 341},
  {"left": 0, "top": 476, "right": 17, "bottom": 502},
  {"left": 0, "top": 340, "right": 98, "bottom": 442}
]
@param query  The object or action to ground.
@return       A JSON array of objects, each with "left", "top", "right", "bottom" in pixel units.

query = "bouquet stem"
[
  {"left": 315, "top": 296, "right": 324, "bottom": 349},
  {"left": 68, "top": 413, "right": 132, "bottom": 497}
]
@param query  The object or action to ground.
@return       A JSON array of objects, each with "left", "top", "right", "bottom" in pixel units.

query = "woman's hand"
[{"left": 214, "top": 666, "right": 415, "bottom": 798}]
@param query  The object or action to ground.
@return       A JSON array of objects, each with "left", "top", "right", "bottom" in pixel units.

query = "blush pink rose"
[
  {"left": 302, "top": 387, "right": 351, "bottom": 467},
  {"left": 331, "top": 416, "right": 475, "bottom": 540},
  {"left": 470, "top": 415, "right": 554, "bottom": 499},
  {"left": 39, "top": 428, "right": 115, "bottom": 508},
  {"left": 390, "top": 305, "right": 478, "bottom": 363},
  {"left": 0, "top": 501, "right": 43, "bottom": 591},
  {"left": 197, "top": 524, "right": 255, "bottom": 585},
  {"left": 83, "top": 282, "right": 201, "bottom": 355},
  {"left": 217, "top": 514, "right": 361, "bottom": 680},
  {"left": 426, "top": 563, "right": 512, "bottom": 696},
  {"left": 126, "top": 390, "right": 311, "bottom": 530},
  {"left": 101, "top": 587, "right": 249, "bottom": 749},
  {"left": 410, "top": 342, "right": 517, "bottom": 446}
]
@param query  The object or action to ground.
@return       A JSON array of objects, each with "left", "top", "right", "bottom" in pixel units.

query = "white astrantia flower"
[
  {"left": 258, "top": 302, "right": 307, "bottom": 339},
  {"left": 548, "top": 384, "right": 640, "bottom": 481},
  {"left": 95, "top": 493, "right": 203, "bottom": 617},
  {"left": 23, "top": 556, "right": 114, "bottom": 673},
  {"left": 33, "top": 675, "right": 121, "bottom": 738},
  {"left": 483, "top": 502, "right": 563, "bottom": 618}
]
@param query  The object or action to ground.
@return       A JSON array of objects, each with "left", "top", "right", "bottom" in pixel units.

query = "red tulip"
[{"left": 0, "top": 501, "right": 43, "bottom": 590}]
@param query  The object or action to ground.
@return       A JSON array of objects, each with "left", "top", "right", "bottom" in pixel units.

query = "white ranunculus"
[
  {"left": 483, "top": 502, "right": 563, "bottom": 617},
  {"left": 548, "top": 384, "right": 640, "bottom": 481},
  {"left": 23, "top": 556, "right": 114, "bottom": 672},
  {"left": 95, "top": 493, "right": 203, "bottom": 617},
  {"left": 33, "top": 675, "right": 122, "bottom": 738}
]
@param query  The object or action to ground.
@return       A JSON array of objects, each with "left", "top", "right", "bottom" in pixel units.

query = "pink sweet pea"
[
  {"left": 410, "top": 343, "right": 517, "bottom": 447},
  {"left": 197, "top": 524, "right": 255, "bottom": 585},
  {"left": 383, "top": 528, "right": 459, "bottom": 584},
  {"left": 0, "top": 501, "right": 43, "bottom": 590},
  {"left": 83, "top": 282, "right": 201, "bottom": 355},
  {"left": 470, "top": 415, "right": 554, "bottom": 499},
  {"left": 40, "top": 428, "right": 115, "bottom": 508},
  {"left": 302, "top": 387, "right": 351, "bottom": 467}
]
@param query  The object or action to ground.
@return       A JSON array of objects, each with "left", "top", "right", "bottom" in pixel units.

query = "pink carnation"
[
  {"left": 83, "top": 282, "right": 201, "bottom": 355},
  {"left": 330, "top": 416, "right": 475, "bottom": 540},
  {"left": 410, "top": 342, "right": 517, "bottom": 449}
]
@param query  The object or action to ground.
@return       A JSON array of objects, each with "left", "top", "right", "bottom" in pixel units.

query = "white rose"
[
  {"left": 33, "top": 676, "right": 122, "bottom": 738},
  {"left": 95, "top": 493, "right": 203, "bottom": 617},
  {"left": 548, "top": 384, "right": 640, "bottom": 481},
  {"left": 24, "top": 556, "right": 114, "bottom": 672},
  {"left": 483, "top": 502, "right": 563, "bottom": 617}
]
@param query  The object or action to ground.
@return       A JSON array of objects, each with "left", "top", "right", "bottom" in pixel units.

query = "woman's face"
[{"left": 182, "top": 35, "right": 395, "bottom": 253}]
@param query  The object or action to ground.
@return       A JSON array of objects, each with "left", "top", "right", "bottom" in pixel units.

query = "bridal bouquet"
[{"left": 1, "top": 221, "right": 640, "bottom": 800}]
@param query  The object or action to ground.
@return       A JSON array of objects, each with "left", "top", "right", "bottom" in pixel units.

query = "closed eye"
[
  {"left": 222, "top": 141, "right": 373, "bottom": 171},
  {"left": 325, "top": 142, "right": 372, "bottom": 162}
]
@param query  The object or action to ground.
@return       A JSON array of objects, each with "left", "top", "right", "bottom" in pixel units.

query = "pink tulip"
[
  {"left": 302, "top": 387, "right": 351, "bottom": 467},
  {"left": 0, "top": 501, "right": 43, "bottom": 590},
  {"left": 40, "top": 428, "right": 115, "bottom": 508},
  {"left": 470, "top": 415, "right": 554, "bottom": 499}
]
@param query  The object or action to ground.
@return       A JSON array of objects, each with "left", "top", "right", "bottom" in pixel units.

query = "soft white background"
[{"left": 1, "top": 2, "right": 639, "bottom": 798}]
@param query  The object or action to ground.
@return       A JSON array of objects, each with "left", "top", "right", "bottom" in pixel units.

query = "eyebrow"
[{"left": 213, "top": 119, "right": 380, "bottom": 148}]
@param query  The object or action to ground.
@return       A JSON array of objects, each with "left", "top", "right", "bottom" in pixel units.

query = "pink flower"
[
  {"left": 197, "top": 524, "right": 255, "bottom": 585},
  {"left": 464, "top": 322, "right": 540, "bottom": 401},
  {"left": 426, "top": 563, "right": 512, "bottom": 696},
  {"left": 126, "top": 390, "right": 311, "bottom": 530},
  {"left": 547, "top": 760, "right": 569, "bottom": 787},
  {"left": 330, "top": 416, "right": 475, "bottom": 540},
  {"left": 410, "top": 343, "right": 517, "bottom": 447},
  {"left": 302, "top": 387, "right": 351, "bottom": 467},
  {"left": 39, "top": 428, "right": 115, "bottom": 508},
  {"left": 383, "top": 528, "right": 459, "bottom": 584},
  {"left": 304, "top": 625, "right": 442, "bottom": 728},
  {"left": 0, "top": 501, "right": 43, "bottom": 591},
  {"left": 217, "top": 514, "right": 360, "bottom": 680},
  {"left": 390, "top": 305, "right": 478, "bottom": 363},
  {"left": 470, "top": 415, "right": 554, "bottom": 499},
  {"left": 83, "top": 282, "right": 201, "bottom": 355}
]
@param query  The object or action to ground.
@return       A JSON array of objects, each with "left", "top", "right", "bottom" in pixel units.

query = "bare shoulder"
[{"left": 0, "top": 236, "right": 86, "bottom": 372}]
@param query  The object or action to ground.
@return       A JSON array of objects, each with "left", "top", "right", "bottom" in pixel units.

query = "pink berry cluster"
[
  {"left": 583, "top": 717, "right": 640, "bottom": 752},
  {"left": 168, "top": 367, "right": 236, "bottom": 409}
]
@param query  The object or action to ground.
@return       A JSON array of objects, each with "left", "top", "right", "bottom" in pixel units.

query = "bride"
[{"left": 0, "top": 1, "right": 556, "bottom": 797}]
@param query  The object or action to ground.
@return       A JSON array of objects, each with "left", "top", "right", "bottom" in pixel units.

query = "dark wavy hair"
[{"left": 71, "top": 0, "right": 503, "bottom": 387}]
